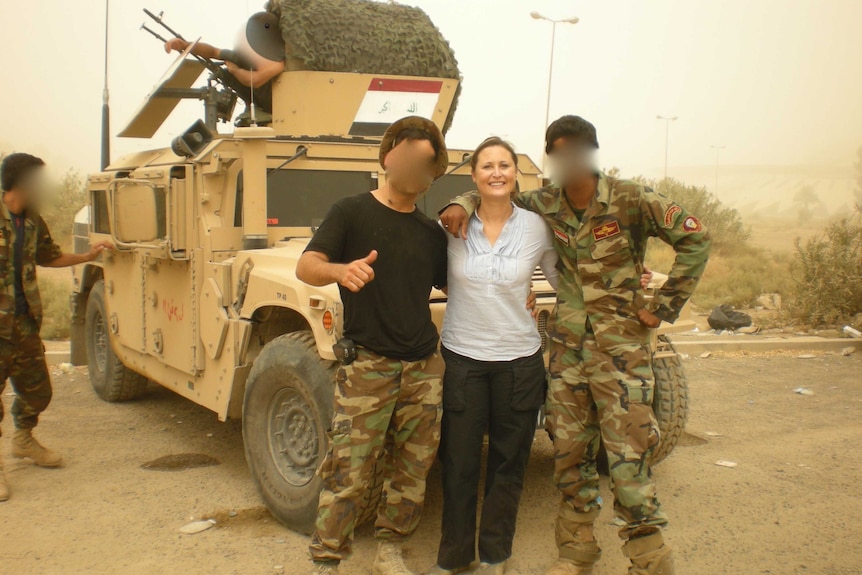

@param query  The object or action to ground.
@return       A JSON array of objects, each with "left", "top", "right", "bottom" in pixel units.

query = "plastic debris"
[
  {"left": 700, "top": 352, "right": 712, "bottom": 359},
  {"left": 842, "top": 326, "right": 862, "bottom": 338},
  {"left": 794, "top": 388, "right": 814, "bottom": 396},
  {"left": 796, "top": 354, "right": 817, "bottom": 360},
  {"left": 179, "top": 519, "right": 216, "bottom": 534},
  {"left": 58, "top": 362, "right": 75, "bottom": 373},
  {"left": 715, "top": 460, "right": 738, "bottom": 468},
  {"left": 705, "top": 431, "right": 723, "bottom": 437}
]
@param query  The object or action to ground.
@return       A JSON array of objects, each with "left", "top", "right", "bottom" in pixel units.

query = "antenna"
[{"left": 100, "top": 0, "right": 110, "bottom": 170}]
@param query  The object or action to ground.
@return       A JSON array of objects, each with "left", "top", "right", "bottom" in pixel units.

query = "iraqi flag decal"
[{"left": 349, "top": 78, "right": 443, "bottom": 137}]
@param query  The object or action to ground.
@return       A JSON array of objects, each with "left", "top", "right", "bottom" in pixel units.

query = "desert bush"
[
  {"left": 646, "top": 241, "right": 793, "bottom": 310},
  {"left": 787, "top": 217, "right": 862, "bottom": 325},
  {"left": 38, "top": 275, "right": 72, "bottom": 340},
  {"left": 41, "top": 169, "right": 87, "bottom": 252}
]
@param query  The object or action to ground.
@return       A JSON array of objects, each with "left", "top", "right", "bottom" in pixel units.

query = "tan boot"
[
  {"left": 0, "top": 453, "right": 9, "bottom": 502},
  {"left": 549, "top": 506, "right": 601, "bottom": 575},
  {"left": 623, "top": 532, "right": 674, "bottom": 575},
  {"left": 373, "top": 541, "right": 416, "bottom": 575},
  {"left": 12, "top": 428, "right": 63, "bottom": 467}
]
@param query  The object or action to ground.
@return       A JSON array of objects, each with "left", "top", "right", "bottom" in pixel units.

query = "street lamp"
[
  {"left": 656, "top": 115, "right": 678, "bottom": 181},
  {"left": 532, "top": 11, "right": 579, "bottom": 170},
  {"left": 710, "top": 144, "right": 726, "bottom": 194}
]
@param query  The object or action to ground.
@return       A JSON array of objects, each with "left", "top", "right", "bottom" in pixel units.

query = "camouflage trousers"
[
  {"left": 0, "top": 315, "right": 52, "bottom": 437},
  {"left": 309, "top": 347, "right": 444, "bottom": 563},
  {"left": 547, "top": 334, "right": 667, "bottom": 552}
]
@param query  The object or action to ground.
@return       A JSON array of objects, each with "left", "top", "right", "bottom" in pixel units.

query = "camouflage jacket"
[
  {"left": 0, "top": 201, "right": 63, "bottom": 339},
  {"left": 450, "top": 173, "right": 712, "bottom": 350}
]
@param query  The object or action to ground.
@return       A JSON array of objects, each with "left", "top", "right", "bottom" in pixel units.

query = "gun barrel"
[
  {"left": 140, "top": 23, "right": 169, "bottom": 44},
  {"left": 143, "top": 8, "right": 184, "bottom": 40}
]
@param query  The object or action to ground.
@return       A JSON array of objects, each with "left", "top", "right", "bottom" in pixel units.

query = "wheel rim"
[
  {"left": 92, "top": 311, "right": 107, "bottom": 373},
  {"left": 268, "top": 387, "right": 320, "bottom": 487}
]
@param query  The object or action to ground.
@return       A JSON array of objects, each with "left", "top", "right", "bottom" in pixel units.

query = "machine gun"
[{"left": 128, "top": 9, "right": 240, "bottom": 135}]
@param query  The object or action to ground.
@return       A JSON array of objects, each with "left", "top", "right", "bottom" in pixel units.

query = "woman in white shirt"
[{"left": 428, "top": 137, "right": 559, "bottom": 575}]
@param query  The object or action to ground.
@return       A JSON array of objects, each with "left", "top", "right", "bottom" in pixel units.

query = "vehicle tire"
[
  {"left": 242, "top": 331, "right": 384, "bottom": 534},
  {"left": 649, "top": 335, "right": 689, "bottom": 465},
  {"left": 85, "top": 280, "right": 148, "bottom": 402}
]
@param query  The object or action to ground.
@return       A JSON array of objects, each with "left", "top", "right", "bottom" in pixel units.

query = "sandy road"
[{"left": 1, "top": 352, "right": 861, "bottom": 575}]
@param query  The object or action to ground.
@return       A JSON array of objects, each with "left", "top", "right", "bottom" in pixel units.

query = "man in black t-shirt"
[{"left": 297, "top": 116, "right": 449, "bottom": 575}]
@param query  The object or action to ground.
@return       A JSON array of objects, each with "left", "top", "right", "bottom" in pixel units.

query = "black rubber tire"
[
  {"left": 85, "top": 280, "right": 148, "bottom": 402},
  {"left": 649, "top": 335, "right": 689, "bottom": 465},
  {"left": 242, "top": 331, "right": 383, "bottom": 534}
]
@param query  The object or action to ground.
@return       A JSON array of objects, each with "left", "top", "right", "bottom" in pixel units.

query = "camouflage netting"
[{"left": 264, "top": 0, "right": 461, "bottom": 133}]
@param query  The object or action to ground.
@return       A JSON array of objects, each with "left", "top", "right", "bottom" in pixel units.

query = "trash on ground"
[
  {"left": 179, "top": 519, "right": 216, "bottom": 534},
  {"left": 794, "top": 388, "right": 815, "bottom": 396},
  {"left": 841, "top": 346, "right": 856, "bottom": 356},
  {"left": 715, "top": 460, "right": 738, "bottom": 468},
  {"left": 58, "top": 362, "right": 75, "bottom": 373},
  {"left": 700, "top": 351, "right": 712, "bottom": 359},
  {"left": 737, "top": 325, "right": 761, "bottom": 334},
  {"left": 708, "top": 304, "right": 753, "bottom": 331},
  {"left": 797, "top": 354, "right": 817, "bottom": 360},
  {"left": 842, "top": 326, "right": 862, "bottom": 338},
  {"left": 705, "top": 431, "right": 723, "bottom": 437}
]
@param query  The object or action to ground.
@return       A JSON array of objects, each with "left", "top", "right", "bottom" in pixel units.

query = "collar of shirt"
[
  {"left": 545, "top": 172, "right": 610, "bottom": 230},
  {"left": 467, "top": 203, "right": 525, "bottom": 257}
]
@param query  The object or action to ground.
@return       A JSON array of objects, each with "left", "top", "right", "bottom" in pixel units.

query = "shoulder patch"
[
  {"left": 682, "top": 216, "right": 703, "bottom": 232},
  {"left": 592, "top": 221, "right": 621, "bottom": 241},
  {"left": 664, "top": 205, "right": 683, "bottom": 227}
]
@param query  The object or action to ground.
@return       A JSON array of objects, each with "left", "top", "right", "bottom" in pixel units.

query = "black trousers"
[{"left": 436, "top": 345, "right": 547, "bottom": 569}]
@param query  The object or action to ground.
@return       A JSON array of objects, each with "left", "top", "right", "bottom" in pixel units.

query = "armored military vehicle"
[{"left": 70, "top": 17, "right": 690, "bottom": 535}]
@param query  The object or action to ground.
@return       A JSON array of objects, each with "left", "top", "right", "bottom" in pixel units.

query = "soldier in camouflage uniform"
[
  {"left": 0, "top": 153, "right": 112, "bottom": 502},
  {"left": 296, "top": 117, "right": 449, "bottom": 575},
  {"left": 440, "top": 116, "right": 712, "bottom": 575}
]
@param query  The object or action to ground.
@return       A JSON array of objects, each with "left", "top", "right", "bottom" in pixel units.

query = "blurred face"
[
  {"left": 472, "top": 145, "right": 517, "bottom": 201},
  {"left": 548, "top": 136, "right": 598, "bottom": 186},
  {"left": 384, "top": 137, "right": 438, "bottom": 195},
  {"left": 15, "top": 167, "right": 52, "bottom": 210}
]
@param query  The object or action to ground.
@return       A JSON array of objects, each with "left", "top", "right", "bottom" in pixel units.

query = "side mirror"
[{"left": 110, "top": 180, "right": 160, "bottom": 244}]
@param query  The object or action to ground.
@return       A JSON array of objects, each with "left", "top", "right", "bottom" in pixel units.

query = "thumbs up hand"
[{"left": 338, "top": 250, "right": 378, "bottom": 293}]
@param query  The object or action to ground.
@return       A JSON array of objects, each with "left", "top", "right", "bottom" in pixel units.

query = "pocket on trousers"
[
  {"left": 441, "top": 350, "right": 468, "bottom": 412},
  {"left": 510, "top": 352, "right": 548, "bottom": 411}
]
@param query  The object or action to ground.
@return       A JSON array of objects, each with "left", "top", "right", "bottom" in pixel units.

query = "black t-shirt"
[
  {"left": 10, "top": 210, "right": 29, "bottom": 316},
  {"left": 305, "top": 192, "right": 448, "bottom": 361}
]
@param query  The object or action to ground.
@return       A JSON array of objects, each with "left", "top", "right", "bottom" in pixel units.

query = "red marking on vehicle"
[
  {"left": 367, "top": 78, "right": 443, "bottom": 93},
  {"left": 267, "top": 218, "right": 280, "bottom": 225},
  {"left": 592, "top": 221, "right": 621, "bottom": 241},
  {"left": 162, "top": 299, "right": 184, "bottom": 322}
]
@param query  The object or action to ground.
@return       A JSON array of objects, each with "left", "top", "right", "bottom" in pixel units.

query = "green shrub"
[
  {"left": 787, "top": 217, "right": 862, "bottom": 326},
  {"left": 38, "top": 275, "right": 72, "bottom": 340}
]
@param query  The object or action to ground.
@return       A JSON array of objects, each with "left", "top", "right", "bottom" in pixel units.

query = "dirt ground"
[{"left": 1, "top": 352, "right": 861, "bottom": 575}]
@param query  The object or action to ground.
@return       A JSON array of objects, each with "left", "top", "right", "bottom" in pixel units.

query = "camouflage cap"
[{"left": 379, "top": 116, "right": 448, "bottom": 179}]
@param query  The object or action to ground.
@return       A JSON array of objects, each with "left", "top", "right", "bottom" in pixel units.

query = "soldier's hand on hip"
[
  {"left": 440, "top": 205, "right": 469, "bottom": 239},
  {"left": 339, "top": 250, "right": 378, "bottom": 293},
  {"left": 640, "top": 266, "right": 654, "bottom": 291},
  {"left": 637, "top": 308, "right": 662, "bottom": 328},
  {"left": 526, "top": 288, "right": 538, "bottom": 319}
]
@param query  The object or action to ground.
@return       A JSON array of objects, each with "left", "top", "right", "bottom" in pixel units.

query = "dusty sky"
[{"left": 1, "top": 0, "right": 861, "bottom": 182}]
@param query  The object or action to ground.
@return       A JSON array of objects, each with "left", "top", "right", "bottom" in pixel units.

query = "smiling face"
[{"left": 472, "top": 144, "right": 518, "bottom": 202}]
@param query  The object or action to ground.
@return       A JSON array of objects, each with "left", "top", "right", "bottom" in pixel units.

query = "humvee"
[{"left": 70, "top": 52, "right": 691, "bottom": 534}]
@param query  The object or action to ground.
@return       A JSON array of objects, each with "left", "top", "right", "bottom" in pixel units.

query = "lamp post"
[
  {"left": 531, "top": 11, "right": 579, "bottom": 171},
  {"left": 656, "top": 115, "right": 678, "bottom": 181},
  {"left": 710, "top": 144, "right": 726, "bottom": 194}
]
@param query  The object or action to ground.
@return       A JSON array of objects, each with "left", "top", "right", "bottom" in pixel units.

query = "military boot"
[
  {"left": 0, "top": 452, "right": 9, "bottom": 501},
  {"left": 373, "top": 541, "right": 416, "bottom": 575},
  {"left": 475, "top": 561, "right": 507, "bottom": 575},
  {"left": 623, "top": 532, "right": 674, "bottom": 575},
  {"left": 12, "top": 428, "right": 63, "bottom": 467},
  {"left": 547, "top": 506, "right": 601, "bottom": 575}
]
